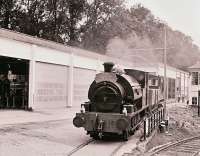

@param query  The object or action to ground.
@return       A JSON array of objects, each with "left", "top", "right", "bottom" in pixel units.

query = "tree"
[
  {"left": 81, "top": 0, "right": 125, "bottom": 52},
  {"left": 39, "top": 0, "right": 86, "bottom": 44},
  {"left": 164, "top": 29, "right": 200, "bottom": 69},
  {"left": 0, "top": 1, "right": 199, "bottom": 69},
  {"left": 7, "top": 0, "right": 87, "bottom": 44},
  {"left": 0, "top": 0, "right": 21, "bottom": 29},
  {"left": 81, "top": 3, "right": 162, "bottom": 54},
  {"left": 14, "top": 0, "right": 46, "bottom": 37}
]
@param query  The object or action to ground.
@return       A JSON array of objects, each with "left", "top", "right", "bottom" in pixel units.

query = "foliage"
[
  {"left": 0, "top": 0, "right": 87, "bottom": 44},
  {"left": 0, "top": 1, "right": 199, "bottom": 69}
]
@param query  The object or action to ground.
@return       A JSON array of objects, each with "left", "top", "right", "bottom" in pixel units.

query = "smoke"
[{"left": 106, "top": 32, "right": 159, "bottom": 67}]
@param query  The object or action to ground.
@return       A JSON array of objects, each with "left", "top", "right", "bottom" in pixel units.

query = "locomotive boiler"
[{"left": 73, "top": 62, "right": 163, "bottom": 141}]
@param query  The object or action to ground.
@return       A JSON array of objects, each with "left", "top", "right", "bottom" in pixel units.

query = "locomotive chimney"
[{"left": 103, "top": 62, "right": 114, "bottom": 72}]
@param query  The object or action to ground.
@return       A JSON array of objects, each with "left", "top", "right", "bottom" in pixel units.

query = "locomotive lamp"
[
  {"left": 122, "top": 107, "right": 128, "bottom": 116},
  {"left": 81, "top": 102, "right": 90, "bottom": 112},
  {"left": 80, "top": 105, "right": 85, "bottom": 113},
  {"left": 123, "top": 105, "right": 133, "bottom": 113}
]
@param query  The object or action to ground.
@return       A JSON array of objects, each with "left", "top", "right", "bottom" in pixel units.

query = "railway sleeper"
[
  {"left": 170, "top": 147, "right": 200, "bottom": 152},
  {"left": 169, "top": 149, "right": 197, "bottom": 154},
  {"left": 177, "top": 145, "right": 200, "bottom": 150},
  {"left": 181, "top": 144, "right": 200, "bottom": 148}
]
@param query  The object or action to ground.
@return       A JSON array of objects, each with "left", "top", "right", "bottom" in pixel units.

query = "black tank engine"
[{"left": 73, "top": 62, "right": 163, "bottom": 140}]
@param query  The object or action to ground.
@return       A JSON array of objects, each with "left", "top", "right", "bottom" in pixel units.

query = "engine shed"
[{"left": 0, "top": 28, "right": 189, "bottom": 111}]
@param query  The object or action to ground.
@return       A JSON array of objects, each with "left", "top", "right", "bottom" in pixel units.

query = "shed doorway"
[{"left": 0, "top": 56, "right": 29, "bottom": 109}]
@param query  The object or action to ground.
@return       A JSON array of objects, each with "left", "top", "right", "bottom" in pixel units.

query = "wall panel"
[
  {"left": 34, "top": 62, "right": 68, "bottom": 109},
  {"left": 73, "top": 68, "right": 96, "bottom": 107}
]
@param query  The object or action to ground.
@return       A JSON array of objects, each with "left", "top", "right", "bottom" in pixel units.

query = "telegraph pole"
[{"left": 164, "top": 25, "right": 167, "bottom": 120}]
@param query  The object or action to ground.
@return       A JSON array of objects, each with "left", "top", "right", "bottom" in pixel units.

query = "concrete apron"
[{"left": 0, "top": 107, "right": 80, "bottom": 127}]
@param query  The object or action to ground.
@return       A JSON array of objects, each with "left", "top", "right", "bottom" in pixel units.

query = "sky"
[{"left": 125, "top": 0, "right": 200, "bottom": 46}]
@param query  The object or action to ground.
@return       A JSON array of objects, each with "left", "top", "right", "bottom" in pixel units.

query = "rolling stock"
[{"left": 73, "top": 62, "right": 163, "bottom": 141}]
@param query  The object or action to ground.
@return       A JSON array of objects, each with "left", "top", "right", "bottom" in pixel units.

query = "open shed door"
[{"left": 0, "top": 56, "right": 29, "bottom": 109}]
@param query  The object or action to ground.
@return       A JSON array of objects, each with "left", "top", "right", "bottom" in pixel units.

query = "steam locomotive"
[{"left": 73, "top": 62, "right": 163, "bottom": 141}]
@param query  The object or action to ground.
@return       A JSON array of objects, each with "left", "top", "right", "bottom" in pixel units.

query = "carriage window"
[
  {"left": 192, "top": 97, "right": 197, "bottom": 105},
  {"left": 152, "top": 79, "right": 156, "bottom": 85},
  {"left": 168, "top": 78, "right": 175, "bottom": 99},
  {"left": 149, "top": 78, "right": 158, "bottom": 87}
]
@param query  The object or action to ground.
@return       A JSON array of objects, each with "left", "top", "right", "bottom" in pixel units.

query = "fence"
[{"left": 143, "top": 108, "right": 164, "bottom": 140}]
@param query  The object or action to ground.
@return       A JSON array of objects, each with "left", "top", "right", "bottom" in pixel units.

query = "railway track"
[
  {"left": 147, "top": 135, "right": 200, "bottom": 156},
  {"left": 110, "top": 142, "right": 126, "bottom": 156},
  {"left": 67, "top": 137, "right": 128, "bottom": 156},
  {"left": 67, "top": 139, "right": 95, "bottom": 156}
]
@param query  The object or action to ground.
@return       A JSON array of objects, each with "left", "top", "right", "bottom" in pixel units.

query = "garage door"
[
  {"left": 34, "top": 62, "right": 68, "bottom": 109},
  {"left": 73, "top": 68, "right": 96, "bottom": 107}
]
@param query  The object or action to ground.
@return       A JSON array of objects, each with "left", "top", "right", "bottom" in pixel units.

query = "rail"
[
  {"left": 147, "top": 135, "right": 200, "bottom": 156},
  {"left": 67, "top": 139, "right": 94, "bottom": 156}
]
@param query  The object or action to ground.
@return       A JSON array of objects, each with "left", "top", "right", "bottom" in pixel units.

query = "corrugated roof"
[{"left": 188, "top": 61, "right": 200, "bottom": 69}]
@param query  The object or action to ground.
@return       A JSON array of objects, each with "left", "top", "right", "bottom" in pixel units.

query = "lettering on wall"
[{"left": 35, "top": 82, "right": 67, "bottom": 102}]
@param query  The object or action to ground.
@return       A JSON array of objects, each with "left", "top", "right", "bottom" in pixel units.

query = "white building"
[
  {"left": 188, "top": 62, "right": 200, "bottom": 105},
  {"left": 0, "top": 28, "right": 189, "bottom": 111},
  {"left": 157, "top": 65, "right": 189, "bottom": 103}
]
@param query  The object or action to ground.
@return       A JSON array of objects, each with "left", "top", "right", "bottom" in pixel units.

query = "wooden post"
[
  {"left": 28, "top": 45, "right": 36, "bottom": 110},
  {"left": 67, "top": 53, "right": 74, "bottom": 107},
  {"left": 147, "top": 118, "right": 150, "bottom": 136},
  {"left": 198, "top": 91, "right": 200, "bottom": 117},
  {"left": 144, "top": 118, "right": 146, "bottom": 141},
  {"left": 164, "top": 25, "right": 167, "bottom": 120}
]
